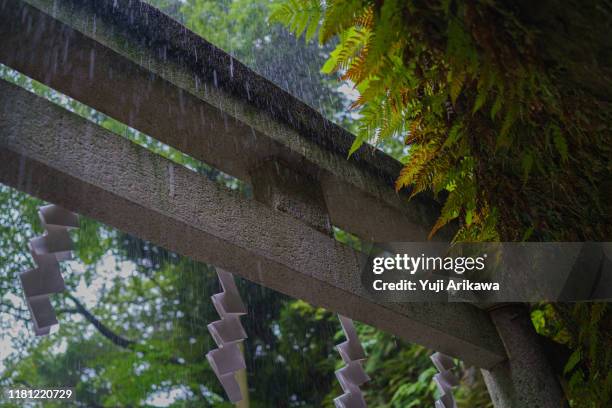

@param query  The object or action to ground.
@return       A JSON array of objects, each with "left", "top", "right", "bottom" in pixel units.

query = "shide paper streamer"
[
  {"left": 430, "top": 352, "right": 459, "bottom": 408},
  {"left": 334, "top": 315, "right": 370, "bottom": 408},
  {"left": 206, "top": 269, "right": 248, "bottom": 403},
  {"left": 20, "top": 205, "right": 79, "bottom": 336}
]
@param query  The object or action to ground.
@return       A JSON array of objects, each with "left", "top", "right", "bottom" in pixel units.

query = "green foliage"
[
  {"left": 159, "top": 0, "right": 350, "bottom": 127},
  {"left": 274, "top": 0, "right": 611, "bottom": 243},
  {"left": 273, "top": 0, "right": 612, "bottom": 405},
  {"left": 180, "top": 0, "right": 272, "bottom": 54},
  {"left": 269, "top": 0, "right": 322, "bottom": 42},
  {"left": 532, "top": 303, "right": 612, "bottom": 407}
]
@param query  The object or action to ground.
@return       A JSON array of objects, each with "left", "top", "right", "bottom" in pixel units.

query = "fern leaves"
[
  {"left": 269, "top": 0, "right": 322, "bottom": 42},
  {"left": 319, "top": 0, "right": 370, "bottom": 44},
  {"left": 270, "top": 0, "right": 608, "bottom": 245}
]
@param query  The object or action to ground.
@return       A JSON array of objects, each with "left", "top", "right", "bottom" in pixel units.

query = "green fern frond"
[
  {"left": 269, "top": 0, "right": 322, "bottom": 41},
  {"left": 395, "top": 141, "right": 440, "bottom": 191},
  {"left": 320, "top": 0, "right": 368, "bottom": 43}
]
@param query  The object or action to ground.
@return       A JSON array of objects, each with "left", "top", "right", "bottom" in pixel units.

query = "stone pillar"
[
  {"left": 250, "top": 160, "right": 569, "bottom": 407},
  {"left": 482, "top": 304, "right": 567, "bottom": 408}
]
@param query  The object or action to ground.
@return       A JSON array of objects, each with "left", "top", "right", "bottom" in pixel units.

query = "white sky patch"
[
  {"left": 0, "top": 316, "right": 28, "bottom": 372},
  {"left": 145, "top": 385, "right": 194, "bottom": 407},
  {"left": 71, "top": 254, "right": 137, "bottom": 309},
  {"left": 337, "top": 82, "right": 359, "bottom": 102},
  {"left": 0, "top": 252, "right": 139, "bottom": 375},
  {"left": 336, "top": 81, "right": 362, "bottom": 122}
]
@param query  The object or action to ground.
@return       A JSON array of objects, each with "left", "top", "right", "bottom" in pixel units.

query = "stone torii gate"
[{"left": 0, "top": 0, "right": 565, "bottom": 406}]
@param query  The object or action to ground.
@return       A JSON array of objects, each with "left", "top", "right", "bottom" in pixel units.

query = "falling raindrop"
[{"left": 88, "top": 48, "right": 95, "bottom": 80}]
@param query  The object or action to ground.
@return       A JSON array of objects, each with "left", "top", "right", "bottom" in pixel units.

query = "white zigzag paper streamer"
[
  {"left": 430, "top": 352, "right": 459, "bottom": 408},
  {"left": 20, "top": 204, "right": 79, "bottom": 336},
  {"left": 334, "top": 315, "right": 370, "bottom": 408},
  {"left": 206, "top": 269, "right": 248, "bottom": 403}
]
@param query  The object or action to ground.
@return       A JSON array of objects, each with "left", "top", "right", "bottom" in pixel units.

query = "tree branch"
[
  {"left": 62, "top": 293, "right": 185, "bottom": 366},
  {"left": 64, "top": 293, "right": 136, "bottom": 349}
]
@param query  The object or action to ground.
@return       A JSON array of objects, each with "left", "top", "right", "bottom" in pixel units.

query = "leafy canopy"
[{"left": 271, "top": 0, "right": 611, "bottom": 243}]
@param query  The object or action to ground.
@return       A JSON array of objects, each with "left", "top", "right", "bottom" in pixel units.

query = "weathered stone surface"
[
  {"left": 0, "top": 0, "right": 454, "bottom": 243},
  {"left": 250, "top": 160, "right": 333, "bottom": 235},
  {"left": 482, "top": 305, "right": 567, "bottom": 408},
  {"left": 0, "top": 80, "right": 506, "bottom": 368}
]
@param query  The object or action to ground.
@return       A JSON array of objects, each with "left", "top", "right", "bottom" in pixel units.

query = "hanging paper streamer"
[
  {"left": 430, "top": 352, "right": 459, "bottom": 408},
  {"left": 206, "top": 269, "right": 248, "bottom": 403},
  {"left": 334, "top": 315, "right": 370, "bottom": 408},
  {"left": 20, "top": 204, "right": 79, "bottom": 336}
]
